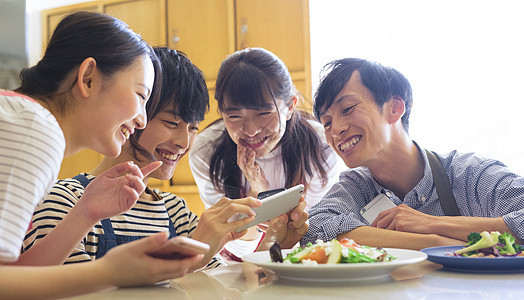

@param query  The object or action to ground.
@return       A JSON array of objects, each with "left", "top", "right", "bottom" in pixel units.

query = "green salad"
[
  {"left": 453, "top": 231, "right": 524, "bottom": 257},
  {"left": 270, "top": 239, "right": 396, "bottom": 264}
]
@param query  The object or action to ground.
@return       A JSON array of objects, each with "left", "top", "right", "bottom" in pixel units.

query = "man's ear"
[
  {"left": 76, "top": 57, "right": 97, "bottom": 98},
  {"left": 286, "top": 95, "right": 299, "bottom": 120},
  {"left": 386, "top": 95, "right": 405, "bottom": 124}
]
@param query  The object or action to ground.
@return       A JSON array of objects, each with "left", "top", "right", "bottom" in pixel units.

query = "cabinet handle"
[
  {"left": 240, "top": 18, "right": 248, "bottom": 49},
  {"left": 171, "top": 29, "right": 180, "bottom": 45}
]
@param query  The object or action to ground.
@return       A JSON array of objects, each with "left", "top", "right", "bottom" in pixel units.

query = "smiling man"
[{"left": 302, "top": 58, "right": 524, "bottom": 250}]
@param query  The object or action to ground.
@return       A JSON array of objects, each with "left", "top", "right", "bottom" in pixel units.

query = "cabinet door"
[
  {"left": 235, "top": 0, "right": 308, "bottom": 74},
  {"left": 42, "top": 4, "right": 99, "bottom": 48},
  {"left": 104, "top": 0, "right": 166, "bottom": 46},
  {"left": 58, "top": 150, "right": 103, "bottom": 179},
  {"left": 293, "top": 78, "right": 313, "bottom": 112},
  {"left": 166, "top": 0, "right": 234, "bottom": 81}
]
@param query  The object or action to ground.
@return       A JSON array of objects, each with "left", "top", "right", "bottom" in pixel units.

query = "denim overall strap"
[
  {"left": 167, "top": 214, "right": 177, "bottom": 238},
  {"left": 96, "top": 215, "right": 176, "bottom": 258},
  {"left": 95, "top": 217, "right": 150, "bottom": 258},
  {"left": 72, "top": 174, "right": 92, "bottom": 190},
  {"left": 73, "top": 174, "right": 177, "bottom": 258}
]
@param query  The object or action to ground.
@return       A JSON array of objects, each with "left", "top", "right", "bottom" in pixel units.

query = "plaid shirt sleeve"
[{"left": 301, "top": 168, "right": 377, "bottom": 245}]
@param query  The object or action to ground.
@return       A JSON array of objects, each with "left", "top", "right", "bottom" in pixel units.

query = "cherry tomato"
[{"left": 301, "top": 247, "right": 329, "bottom": 263}]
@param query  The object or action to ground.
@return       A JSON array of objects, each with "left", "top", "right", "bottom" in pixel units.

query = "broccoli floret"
[
  {"left": 455, "top": 231, "right": 500, "bottom": 255},
  {"left": 497, "top": 232, "right": 518, "bottom": 256},
  {"left": 466, "top": 232, "right": 482, "bottom": 245}
]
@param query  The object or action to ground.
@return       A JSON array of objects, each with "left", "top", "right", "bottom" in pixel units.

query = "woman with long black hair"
[{"left": 189, "top": 47, "right": 346, "bottom": 262}]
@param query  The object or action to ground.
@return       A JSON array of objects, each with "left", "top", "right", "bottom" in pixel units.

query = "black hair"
[
  {"left": 16, "top": 11, "right": 161, "bottom": 115},
  {"left": 314, "top": 58, "right": 413, "bottom": 132},
  {"left": 208, "top": 47, "right": 329, "bottom": 198},
  {"left": 129, "top": 47, "right": 209, "bottom": 160}
]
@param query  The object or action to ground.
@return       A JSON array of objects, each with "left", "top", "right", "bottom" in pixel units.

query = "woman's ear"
[
  {"left": 387, "top": 96, "right": 405, "bottom": 124},
  {"left": 76, "top": 57, "right": 97, "bottom": 98},
  {"left": 286, "top": 95, "right": 299, "bottom": 120}
]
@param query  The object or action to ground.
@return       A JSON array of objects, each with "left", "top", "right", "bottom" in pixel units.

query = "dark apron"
[{"left": 73, "top": 174, "right": 177, "bottom": 259}]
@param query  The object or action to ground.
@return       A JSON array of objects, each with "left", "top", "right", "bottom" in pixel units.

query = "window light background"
[
  {"left": 310, "top": 0, "right": 524, "bottom": 175},
  {"left": 27, "top": 0, "right": 524, "bottom": 175}
]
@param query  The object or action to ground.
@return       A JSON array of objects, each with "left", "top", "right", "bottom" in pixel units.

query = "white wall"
[
  {"left": 0, "top": 0, "right": 26, "bottom": 58},
  {"left": 310, "top": 0, "right": 524, "bottom": 175}
]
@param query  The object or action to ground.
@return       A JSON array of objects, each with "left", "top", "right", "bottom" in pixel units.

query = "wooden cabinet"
[
  {"left": 236, "top": 0, "right": 307, "bottom": 73},
  {"left": 235, "top": 0, "right": 311, "bottom": 110},
  {"left": 42, "top": 0, "right": 166, "bottom": 48},
  {"left": 42, "top": 3, "right": 98, "bottom": 50},
  {"left": 166, "top": 0, "right": 235, "bottom": 82},
  {"left": 104, "top": 0, "right": 166, "bottom": 46},
  {"left": 42, "top": 0, "right": 311, "bottom": 215},
  {"left": 164, "top": 0, "right": 311, "bottom": 103}
]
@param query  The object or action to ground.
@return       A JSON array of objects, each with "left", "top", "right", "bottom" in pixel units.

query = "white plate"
[{"left": 242, "top": 248, "right": 427, "bottom": 283}]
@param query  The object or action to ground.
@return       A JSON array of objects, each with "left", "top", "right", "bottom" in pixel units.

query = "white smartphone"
[
  {"left": 360, "top": 193, "right": 397, "bottom": 224},
  {"left": 234, "top": 184, "right": 304, "bottom": 232},
  {"left": 147, "top": 236, "right": 210, "bottom": 260}
]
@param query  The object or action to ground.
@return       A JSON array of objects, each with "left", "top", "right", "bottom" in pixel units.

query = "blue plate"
[{"left": 421, "top": 246, "right": 524, "bottom": 273}]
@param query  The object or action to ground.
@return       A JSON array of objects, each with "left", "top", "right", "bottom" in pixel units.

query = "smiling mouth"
[
  {"left": 240, "top": 136, "right": 269, "bottom": 149},
  {"left": 121, "top": 127, "right": 130, "bottom": 140},
  {"left": 338, "top": 135, "right": 361, "bottom": 152},
  {"left": 157, "top": 150, "right": 181, "bottom": 162}
]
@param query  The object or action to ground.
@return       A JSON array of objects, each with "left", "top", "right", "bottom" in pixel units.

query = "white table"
[{"left": 65, "top": 261, "right": 524, "bottom": 299}]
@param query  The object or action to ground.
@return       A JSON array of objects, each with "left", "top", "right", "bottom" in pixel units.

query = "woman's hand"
[
  {"left": 190, "top": 197, "right": 262, "bottom": 268},
  {"left": 257, "top": 196, "right": 309, "bottom": 250},
  {"left": 98, "top": 232, "right": 203, "bottom": 287},
  {"left": 237, "top": 144, "right": 270, "bottom": 197},
  {"left": 75, "top": 161, "right": 162, "bottom": 224}
]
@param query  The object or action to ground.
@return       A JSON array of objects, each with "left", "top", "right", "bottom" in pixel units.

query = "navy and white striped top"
[
  {"left": 0, "top": 90, "right": 64, "bottom": 262},
  {"left": 23, "top": 173, "right": 222, "bottom": 269},
  {"left": 303, "top": 148, "right": 524, "bottom": 244}
]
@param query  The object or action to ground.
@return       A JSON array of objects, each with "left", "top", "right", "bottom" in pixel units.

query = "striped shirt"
[
  {"left": 302, "top": 147, "right": 524, "bottom": 244},
  {"left": 0, "top": 90, "right": 64, "bottom": 262},
  {"left": 23, "top": 173, "right": 221, "bottom": 269}
]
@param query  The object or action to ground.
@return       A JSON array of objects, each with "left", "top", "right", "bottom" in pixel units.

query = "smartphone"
[
  {"left": 147, "top": 236, "right": 210, "bottom": 260},
  {"left": 360, "top": 193, "right": 397, "bottom": 224},
  {"left": 234, "top": 184, "right": 304, "bottom": 232}
]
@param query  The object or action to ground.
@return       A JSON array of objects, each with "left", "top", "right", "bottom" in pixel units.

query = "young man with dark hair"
[{"left": 303, "top": 58, "right": 524, "bottom": 250}]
